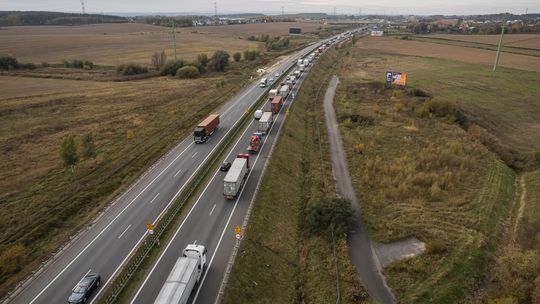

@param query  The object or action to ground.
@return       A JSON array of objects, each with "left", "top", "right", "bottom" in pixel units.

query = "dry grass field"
[
  {"left": 0, "top": 22, "right": 328, "bottom": 66},
  {"left": 0, "top": 55, "right": 266, "bottom": 296},
  {"left": 357, "top": 36, "right": 540, "bottom": 72},
  {"left": 427, "top": 33, "right": 540, "bottom": 49}
]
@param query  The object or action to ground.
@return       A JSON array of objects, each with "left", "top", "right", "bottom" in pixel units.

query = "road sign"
[
  {"left": 234, "top": 226, "right": 241, "bottom": 235},
  {"left": 147, "top": 223, "right": 155, "bottom": 230}
]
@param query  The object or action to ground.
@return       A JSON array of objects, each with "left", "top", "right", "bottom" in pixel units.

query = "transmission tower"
[
  {"left": 281, "top": 6, "right": 284, "bottom": 16},
  {"left": 80, "top": 0, "right": 86, "bottom": 14},
  {"left": 333, "top": 7, "right": 337, "bottom": 19}
]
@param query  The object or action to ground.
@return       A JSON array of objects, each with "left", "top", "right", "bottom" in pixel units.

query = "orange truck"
[
  {"left": 271, "top": 96, "right": 283, "bottom": 114},
  {"left": 194, "top": 114, "right": 220, "bottom": 143}
]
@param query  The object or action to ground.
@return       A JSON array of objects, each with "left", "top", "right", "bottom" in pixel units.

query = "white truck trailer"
[
  {"left": 258, "top": 111, "right": 273, "bottom": 135},
  {"left": 223, "top": 154, "right": 250, "bottom": 199},
  {"left": 279, "top": 85, "right": 290, "bottom": 98},
  {"left": 154, "top": 244, "right": 207, "bottom": 304}
]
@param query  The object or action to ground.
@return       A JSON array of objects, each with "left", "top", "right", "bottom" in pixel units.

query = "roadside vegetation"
[
  {"left": 0, "top": 52, "right": 269, "bottom": 297},
  {"left": 329, "top": 37, "right": 540, "bottom": 302},
  {"left": 224, "top": 45, "right": 368, "bottom": 303}
]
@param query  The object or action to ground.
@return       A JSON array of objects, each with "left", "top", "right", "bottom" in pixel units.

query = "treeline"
[
  {"left": 142, "top": 16, "right": 193, "bottom": 27},
  {"left": 0, "top": 11, "right": 127, "bottom": 26}
]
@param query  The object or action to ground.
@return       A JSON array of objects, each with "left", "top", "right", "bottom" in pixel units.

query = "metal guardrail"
[{"left": 99, "top": 57, "right": 300, "bottom": 304}]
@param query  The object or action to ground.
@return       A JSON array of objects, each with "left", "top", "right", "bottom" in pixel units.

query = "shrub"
[
  {"left": 151, "top": 50, "right": 167, "bottom": 69},
  {"left": 175, "top": 65, "right": 200, "bottom": 79},
  {"left": 208, "top": 50, "right": 230, "bottom": 72},
  {"left": 243, "top": 50, "right": 260, "bottom": 61},
  {"left": 393, "top": 102, "right": 403, "bottom": 112},
  {"left": 0, "top": 243, "right": 29, "bottom": 274},
  {"left": 197, "top": 53, "right": 209, "bottom": 67},
  {"left": 355, "top": 143, "right": 365, "bottom": 154},
  {"left": 41, "top": 61, "right": 50, "bottom": 67},
  {"left": 117, "top": 64, "right": 148, "bottom": 75},
  {"left": 20, "top": 62, "right": 37, "bottom": 69},
  {"left": 0, "top": 55, "right": 19, "bottom": 69},
  {"left": 83, "top": 60, "right": 94, "bottom": 70},
  {"left": 307, "top": 197, "right": 354, "bottom": 241},
  {"left": 60, "top": 135, "right": 78, "bottom": 168},
  {"left": 160, "top": 59, "right": 186, "bottom": 76},
  {"left": 233, "top": 52, "right": 241, "bottom": 62}
]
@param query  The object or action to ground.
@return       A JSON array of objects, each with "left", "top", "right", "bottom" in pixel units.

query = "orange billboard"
[{"left": 385, "top": 71, "right": 407, "bottom": 86}]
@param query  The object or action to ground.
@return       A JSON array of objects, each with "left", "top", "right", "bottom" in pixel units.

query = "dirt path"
[
  {"left": 323, "top": 75, "right": 396, "bottom": 304},
  {"left": 513, "top": 175, "right": 527, "bottom": 243}
]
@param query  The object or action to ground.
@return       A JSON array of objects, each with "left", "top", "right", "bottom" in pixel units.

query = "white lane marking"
[
  {"left": 194, "top": 51, "right": 314, "bottom": 302},
  {"left": 104, "top": 43, "right": 321, "bottom": 304},
  {"left": 149, "top": 193, "right": 160, "bottom": 204},
  {"left": 173, "top": 168, "right": 182, "bottom": 178},
  {"left": 28, "top": 141, "right": 194, "bottom": 304},
  {"left": 118, "top": 225, "right": 132, "bottom": 239},
  {"left": 130, "top": 101, "right": 257, "bottom": 304},
  {"left": 192, "top": 152, "right": 198, "bottom": 158},
  {"left": 209, "top": 204, "right": 217, "bottom": 217}
]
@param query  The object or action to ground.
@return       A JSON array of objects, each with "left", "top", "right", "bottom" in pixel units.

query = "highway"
[
  {"left": 6, "top": 41, "right": 322, "bottom": 304},
  {"left": 129, "top": 43, "right": 316, "bottom": 304}
]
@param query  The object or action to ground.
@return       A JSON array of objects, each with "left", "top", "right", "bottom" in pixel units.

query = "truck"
[
  {"left": 254, "top": 109, "right": 263, "bottom": 120},
  {"left": 271, "top": 96, "right": 283, "bottom": 114},
  {"left": 279, "top": 85, "right": 290, "bottom": 98},
  {"left": 258, "top": 111, "right": 273, "bottom": 135},
  {"left": 223, "top": 154, "right": 250, "bottom": 199},
  {"left": 299, "top": 64, "right": 305, "bottom": 72},
  {"left": 268, "top": 87, "right": 280, "bottom": 100},
  {"left": 194, "top": 114, "right": 219, "bottom": 143},
  {"left": 247, "top": 132, "right": 263, "bottom": 154},
  {"left": 297, "top": 59, "right": 303, "bottom": 66},
  {"left": 154, "top": 244, "right": 207, "bottom": 304},
  {"left": 290, "top": 76, "right": 296, "bottom": 85},
  {"left": 259, "top": 78, "right": 268, "bottom": 87},
  {"left": 294, "top": 70, "right": 301, "bottom": 78},
  {"left": 303, "top": 59, "right": 310, "bottom": 66}
]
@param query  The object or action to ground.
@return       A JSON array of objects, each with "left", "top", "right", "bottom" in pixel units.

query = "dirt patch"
[{"left": 357, "top": 36, "right": 540, "bottom": 72}]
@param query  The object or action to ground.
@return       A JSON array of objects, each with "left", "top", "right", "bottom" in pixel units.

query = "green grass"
[
  {"left": 333, "top": 46, "right": 520, "bottom": 302},
  {"left": 223, "top": 45, "right": 368, "bottom": 303},
  {"left": 346, "top": 48, "right": 540, "bottom": 156}
]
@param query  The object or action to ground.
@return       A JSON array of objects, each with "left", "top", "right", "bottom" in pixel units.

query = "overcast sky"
[{"left": 0, "top": 0, "right": 537, "bottom": 15}]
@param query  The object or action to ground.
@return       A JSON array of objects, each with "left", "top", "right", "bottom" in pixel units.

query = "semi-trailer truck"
[
  {"left": 279, "top": 85, "right": 290, "bottom": 98},
  {"left": 223, "top": 154, "right": 250, "bottom": 199},
  {"left": 269, "top": 87, "right": 280, "bottom": 100},
  {"left": 154, "top": 244, "right": 207, "bottom": 304},
  {"left": 247, "top": 132, "right": 263, "bottom": 154},
  {"left": 194, "top": 114, "right": 219, "bottom": 143},
  {"left": 258, "top": 111, "right": 273, "bottom": 135},
  {"left": 271, "top": 96, "right": 283, "bottom": 114}
]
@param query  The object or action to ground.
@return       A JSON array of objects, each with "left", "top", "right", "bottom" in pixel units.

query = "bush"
[
  {"left": 233, "top": 52, "right": 241, "bottom": 62},
  {"left": 175, "top": 65, "right": 200, "bottom": 79},
  {"left": 307, "top": 197, "right": 354, "bottom": 241},
  {"left": 151, "top": 50, "right": 167, "bottom": 69},
  {"left": 117, "top": 64, "right": 148, "bottom": 75},
  {"left": 41, "top": 61, "right": 50, "bottom": 67},
  {"left": 197, "top": 53, "right": 209, "bottom": 67},
  {"left": 83, "top": 60, "right": 94, "bottom": 70},
  {"left": 160, "top": 59, "right": 186, "bottom": 76},
  {"left": 243, "top": 50, "right": 260, "bottom": 61},
  {"left": 208, "top": 50, "right": 230, "bottom": 72},
  {"left": 20, "top": 62, "right": 37, "bottom": 70},
  {"left": 62, "top": 59, "right": 93, "bottom": 69},
  {"left": 0, "top": 55, "right": 19, "bottom": 69}
]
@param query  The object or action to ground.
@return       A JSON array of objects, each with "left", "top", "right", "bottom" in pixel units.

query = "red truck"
[
  {"left": 271, "top": 96, "right": 283, "bottom": 114},
  {"left": 247, "top": 132, "right": 263, "bottom": 154},
  {"left": 194, "top": 114, "right": 220, "bottom": 143}
]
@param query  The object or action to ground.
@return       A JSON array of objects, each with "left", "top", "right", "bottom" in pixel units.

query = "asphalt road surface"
[
  {"left": 323, "top": 75, "right": 396, "bottom": 304},
  {"left": 6, "top": 42, "right": 323, "bottom": 304},
  {"left": 129, "top": 43, "right": 328, "bottom": 304}
]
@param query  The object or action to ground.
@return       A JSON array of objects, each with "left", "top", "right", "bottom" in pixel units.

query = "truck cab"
[{"left": 259, "top": 78, "right": 268, "bottom": 88}]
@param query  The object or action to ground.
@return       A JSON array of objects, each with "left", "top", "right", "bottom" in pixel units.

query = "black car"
[
  {"left": 68, "top": 273, "right": 101, "bottom": 303},
  {"left": 220, "top": 161, "right": 231, "bottom": 172}
]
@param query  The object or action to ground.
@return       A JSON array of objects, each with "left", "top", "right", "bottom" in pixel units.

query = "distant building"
[{"left": 370, "top": 29, "right": 384, "bottom": 36}]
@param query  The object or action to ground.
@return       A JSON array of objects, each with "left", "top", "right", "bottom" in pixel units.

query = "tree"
[
  {"left": 233, "top": 52, "right": 241, "bottom": 62},
  {"left": 60, "top": 135, "right": 78, "bottom": 169},
  {"left": 307, "top": 197, "right": 354, "bottom": 241},
  {"left": 160, "top": 59, "right": 186, "bottom": 76},
  {"left": 208, "top": 50, "right": 230, "bottom": 72},
  {"left": 176, "top": 65, "right": 200, "bottom": 79},
  {"left": 81, "top": 133, "right": 96, "bottom": 159},
  {"left": 151, "top": 50, "right": 167, "bottom": 69},
  {"left": 197, "top": 53, "right": 209, "bottom": 67}
]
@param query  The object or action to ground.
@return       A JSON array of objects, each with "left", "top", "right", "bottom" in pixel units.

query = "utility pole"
[
  {"left": 493, "top": 20, "right": 506, "bottom": 72},
  {"left": 214, "top": 2, "right": 218, "bottom": 25},
  {"left": 172, "top": 24, "right": 177, "bottom": 61},
  {"left": 281, "top": 6, "right": 284, "bottom": 17},
  {"left": 80, "top": 0, "right": 86, "bottom": 14},
  {"left": 333, "top": 7, "right": 337, "bottom": 19}
]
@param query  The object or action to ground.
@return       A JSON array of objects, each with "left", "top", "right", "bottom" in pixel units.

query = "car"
[
  {"left": 274, "top": 72, "right": 280, "bottom": 77},
  {"left": 268, "top": 77, "right": 274, "bottom": 83},
  {"left": 220, "top": 162, "right": 232, "bottom": 172},
  {"left": 68, "top": 273, "right": 101, "bottom": 304},
  {"left": 286, "top": 75, "right": 291, "bottom": 80}
]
